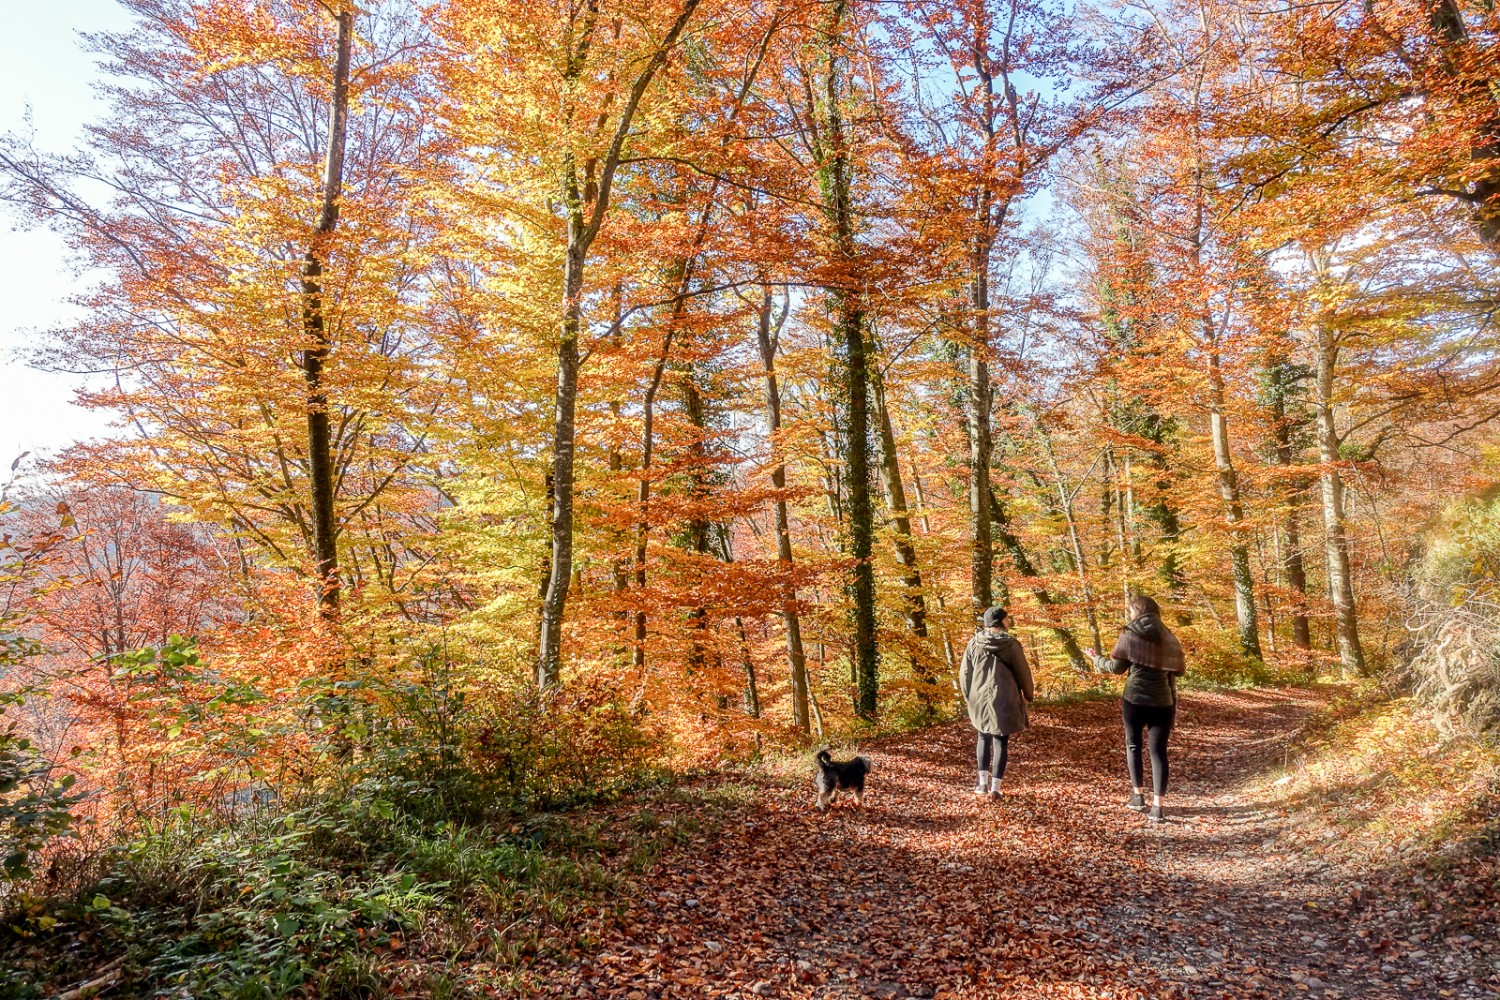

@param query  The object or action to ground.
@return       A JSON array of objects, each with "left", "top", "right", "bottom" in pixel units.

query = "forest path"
[{"left": 520, "top": 688, "right": 1496, "bottom": 999}]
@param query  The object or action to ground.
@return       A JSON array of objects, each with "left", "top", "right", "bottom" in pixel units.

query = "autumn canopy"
[{"left": 0, "top": 0, "right": 1497, "bottom": 847}]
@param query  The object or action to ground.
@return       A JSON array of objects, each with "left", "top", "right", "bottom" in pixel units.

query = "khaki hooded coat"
[{"left": 959, "top": 628, "right": 1035, "bottom": 736}]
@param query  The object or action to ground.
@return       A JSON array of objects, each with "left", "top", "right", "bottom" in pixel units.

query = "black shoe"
[
  {"left": 1127, "top": 792, "right": 1145, "bottom": 811},
  {"left": 1148, "top": 804, "right": 1165, "bottom": 823}
]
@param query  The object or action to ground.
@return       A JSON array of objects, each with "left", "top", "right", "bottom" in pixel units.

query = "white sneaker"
[{"left": 972, "top": 775, "right": 990, "bottom": 796}]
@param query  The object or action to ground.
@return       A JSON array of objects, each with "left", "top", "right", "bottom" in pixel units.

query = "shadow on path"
[{"left": 520, "top": 687, "right": 1496, "bottom": 1000}]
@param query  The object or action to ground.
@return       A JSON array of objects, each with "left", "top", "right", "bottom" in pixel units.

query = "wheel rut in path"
[{"left": 522, "top": 688, "right": 1498, "bottom": 999}]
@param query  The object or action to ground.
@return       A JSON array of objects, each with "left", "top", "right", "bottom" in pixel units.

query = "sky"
[{"left": 0, "top": 0, "right": 134, "bottom": 469}]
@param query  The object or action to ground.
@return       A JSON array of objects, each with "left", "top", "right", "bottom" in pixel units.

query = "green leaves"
[{"left": 1, "top": 699, "right": 88, "bottom": 883}]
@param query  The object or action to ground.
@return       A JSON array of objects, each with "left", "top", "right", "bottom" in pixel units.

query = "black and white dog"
[{"left": 813, "top": 748, "right": 872, "bottom": 809}]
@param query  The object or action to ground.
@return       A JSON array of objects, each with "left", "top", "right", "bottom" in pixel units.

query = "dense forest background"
[{"left": 0, "top": 0, "right": 1498, "bottom": 993}]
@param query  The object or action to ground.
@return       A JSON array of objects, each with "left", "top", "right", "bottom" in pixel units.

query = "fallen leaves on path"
[{"left": 515, "top": 688, "right": 1499, "bottom": 999}]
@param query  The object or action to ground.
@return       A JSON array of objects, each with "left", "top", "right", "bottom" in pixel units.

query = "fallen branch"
[{"left": 50, "top": 957, "right": 125, "bottom": 1000}]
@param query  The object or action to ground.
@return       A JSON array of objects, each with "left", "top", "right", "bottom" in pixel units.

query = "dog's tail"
[{"left": 815, "top": 748, "right": 832, "bottom": 766}]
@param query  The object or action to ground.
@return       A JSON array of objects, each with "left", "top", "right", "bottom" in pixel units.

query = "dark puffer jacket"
[{"left": 960, "top": 628, "right": 1035, "bottom": 736}]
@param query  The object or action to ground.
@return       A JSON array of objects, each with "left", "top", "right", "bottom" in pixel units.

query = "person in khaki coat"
[{"left": 959, "top": 606, "right": 1035, "bottom": 798}]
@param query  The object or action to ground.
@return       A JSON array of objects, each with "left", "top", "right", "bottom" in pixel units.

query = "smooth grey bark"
[
  {"left": 1313, "top": 309, "right": 1367, "bottom": 674},
  {"left": 754, "top": 284, "right": 811, "bottom": 732},
  {"left": 1189, "top": 149, "right": 1261, "bottom": 660},
  {"left": 1206, "top": 347, "right": 1263, "bottom": 661}
]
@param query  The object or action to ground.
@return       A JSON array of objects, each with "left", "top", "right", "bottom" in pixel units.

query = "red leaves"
[{"left": 512, "top": 688, "right": 1497, "bottom": 999}]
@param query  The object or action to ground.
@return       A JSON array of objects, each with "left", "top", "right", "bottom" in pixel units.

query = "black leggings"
[
  {"left": 975, "top": 732, "right": 1009, "bottom": 780},
  {"left": 1122, "top": 700, "right": 1176, "bottom": 796}
]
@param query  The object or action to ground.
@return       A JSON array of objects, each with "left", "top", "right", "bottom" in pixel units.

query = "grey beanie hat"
[{"left": 983, "top": 606, "right": 1009, "bottom": 628}]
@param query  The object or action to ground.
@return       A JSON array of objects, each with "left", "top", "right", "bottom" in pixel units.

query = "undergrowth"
[
  {"left": 1256, "top": 688, "right": 1500, "bottom": 867},
  {"left": 0, "top": 667, "right": 705, "bottom": 1000},
  {"left": 0, "top": 772, "right": 722, "bottom": 999}
]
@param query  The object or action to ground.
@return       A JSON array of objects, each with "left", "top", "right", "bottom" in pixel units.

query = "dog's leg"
[
  {"left": 854, "top": 788, "right": 864, "bottom": 808},
  {"left": 814, "top": 790, "right": 829, "bottom": 810}
]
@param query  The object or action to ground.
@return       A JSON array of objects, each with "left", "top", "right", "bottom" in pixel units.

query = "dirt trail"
[{"left": 522, "top": 688, "right": 1498, "bottom": 999}]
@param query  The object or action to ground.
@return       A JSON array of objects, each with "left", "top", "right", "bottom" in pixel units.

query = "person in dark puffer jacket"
[{"left": 1085, "top": 594, "right": 1186, "bottom": 823}]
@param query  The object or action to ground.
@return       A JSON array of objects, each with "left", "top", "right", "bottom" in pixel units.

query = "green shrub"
[
  {"left": 1, "top": 762, "right": 640, "bottom": 998},
  {"left": 348, "top": 660, "right": 669, "bottom": 817},
  {"left": 0, "top": 686, "right": 86, "bottom": 886}
]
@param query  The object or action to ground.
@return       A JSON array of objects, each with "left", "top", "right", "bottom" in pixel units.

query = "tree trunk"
[
  {"left": 1315, "top": 317, "right": 1367, "bottom": 674},
  {"left": 819, "top": 0, "right": 878, "bottom": 718},
  {"left": 608, "top": 283, "right": 630, "bottom": 606},
  {"left": 909, "top": 463, "right": 958, "bottom": 669},
  {"left": 967, "top": 305, "right": 994, "bottom": 616},
  {"left": 989, "top": 486, "right": 1089, "bottom": 669},
  {"left": 683, "top": 365, "right": 713, "bottom": 673},
  {"left": 632, "top": 329, "right": 676, "bottom": 672},
  {"left": 735, "top": 616, "right": 761, "bottom": 718},
  {"left": 300, "top": 7, "right": 353, "bottom": 618},
  {"left": 1206, "top": 347, "right": 1263, "bottom": 661},
  {"left": 1036, "top": 421, "right": 1103, "bottom": 651},
  {"left": 1425, "top": 0, "right": 1500, "bottom": 252},
  {"left": 1283, "top": 513, "right": 1312, "bottom": 650},
  {"left": 871, "top": 370, "right": 930, "bottom": 655},
  {"left": 534, "top": 0, "right": 701, "bottom": 689},
  {"left": 1270, "top": 387, "right": 1312, "bottom": 651},
  {"left": 838, "top": 300, "right": 878, "bottom": 718},
  {"left": 754, "top": 284, "right": 810, "bottom": 733},
  {"left": 537, "top": 230, "right": 584, "bottom": 688}
]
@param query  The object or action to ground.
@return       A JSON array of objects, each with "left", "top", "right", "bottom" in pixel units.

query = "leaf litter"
[{"left": 515, "top": 688, "right": 1498, "bottom": 999}]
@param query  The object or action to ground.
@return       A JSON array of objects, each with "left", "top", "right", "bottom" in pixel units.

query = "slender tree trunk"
[
  {"left": 633, "top": 330, "right": 675, "bottom": 672},
  {"left": 963, "top": 35, "right": 1008, "bottom": 621},
  {"left": 1314, "top": 317, "right": 1367, "bottom": 674},
  {"left": 754, "top": 284, "right": 810, "bottom": 733},
  {"left": 909, "top": 464, "right": 958, "bottom": 669},
  {"left": 1106, "top": 448, "right": 1133, "bottom": 605},
  {"left": 968, "top": 304, "right": 994, "bottom": 616},
  {"left": 818, "top": 1, "right": 877, "bottom": 718},
  {"left": 872, "top": 371, "right": 930, "bottom": 654},
  {"left": 1271, "top": 398, "right": 1313, "bottom": 651},
  {"left": 300, "top": 7, "right": 353, "bottom": 618},
  {"left": 735, "top": 616, "right": 761, "bottom": 718},
  {"left": 534, "top": 0, "right": 701, "bottom": 689},
  {"left": 537, "top": 228, "right": 585, "bottom": 688},
  {"left": 1206, "top": 347, "right": 1263, "bottom": 660},
  {"left": 608, "top": 283, "right": 630, "bottom": 606},
  {"left": 1283, "top": 513, "right": 1312, "bottom": 650},
  {"left": 1037, "top": 423, "right": 1103, "bottom": 651},
  {"left": 838, "top": 299, "right": 878, "bottom": 718},
  {"left": 989, "top": 486, "right": 1088, "bottom": 669},
  {"left": 683, "top": 366, "right": 713, "bottom": 673}
]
